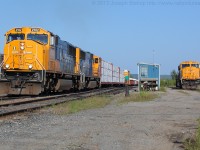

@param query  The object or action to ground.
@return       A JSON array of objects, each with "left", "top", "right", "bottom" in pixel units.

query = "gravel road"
[{"left": 0, "top": 88, "right": 200, "bottom": 150}]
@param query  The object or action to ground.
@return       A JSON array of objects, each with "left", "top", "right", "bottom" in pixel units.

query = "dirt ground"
[{"left": 0, "top": 88, "right": 200, "bottom": 150}]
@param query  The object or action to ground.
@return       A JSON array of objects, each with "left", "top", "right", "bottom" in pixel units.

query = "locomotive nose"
[{"left": 5, "top": 40, "right": 27, "bottom": 69}]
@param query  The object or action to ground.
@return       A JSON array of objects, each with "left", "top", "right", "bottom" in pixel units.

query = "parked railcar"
[
  {"left": 119, "top": 70, "right": 124, "bottom": 84},
  {"left": 176, "top": 61, "right": 200, "bottom": 89},
  {"left": 93, "top": 56, "right": 125, "bottom": 87},
  {"left": 138, "top": 63, "right": 160, "bottom": 91},
  {"left": 0, "top": 27, "right": 100, "bottom": 95},
  {"left": 129, "top": 78, "right": 138, "bottom": 86}
]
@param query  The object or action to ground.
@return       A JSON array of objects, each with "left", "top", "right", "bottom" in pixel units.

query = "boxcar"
[{"left": 101, "top": 60, "right": 113, "bottom": 85}]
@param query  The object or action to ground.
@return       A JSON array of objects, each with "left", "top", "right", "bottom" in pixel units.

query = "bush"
[{"left": 160, "top": 79, "right": 176, "bottom": 87}]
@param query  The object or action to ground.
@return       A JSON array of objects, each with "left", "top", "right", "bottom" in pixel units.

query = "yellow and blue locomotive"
[{"left": 0, "top": 27, "right": 100, "bottom": 95}]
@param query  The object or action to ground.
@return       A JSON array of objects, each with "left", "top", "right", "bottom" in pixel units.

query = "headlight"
[
  {"left": 20, "top": 46, "right": 25, "bottom": 50},
  {"left": 28, "top": 65, "right": 33, "bottom": 69},
  {"left": 5, "top": 64, "right": 9, "bottom": 69},
  {"left": 20, "top": 43, "right": 25, "bottom": 50}
]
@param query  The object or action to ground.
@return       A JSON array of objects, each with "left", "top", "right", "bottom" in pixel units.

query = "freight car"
[
  {"left": 129, "top": 78, "right": 138, "bottom": 86},
  {"left": 0, "top": 27, "right": 125, "bottom": 95},
  {"left": 93, "top": 56, "right": 124, "bottom": 87},
  {"left": 138, "top": 63, "right": 160, "bottom": 91},
  {"left": 176, "top": 61, "right": 200, "bottom": 89}
]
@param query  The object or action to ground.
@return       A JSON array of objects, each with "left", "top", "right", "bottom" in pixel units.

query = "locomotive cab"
[{"left": 0, "top": 27, "right": 51, "bottom": 95}]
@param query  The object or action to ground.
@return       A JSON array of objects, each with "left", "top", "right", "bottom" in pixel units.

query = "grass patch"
[
  {"left": 118, "top": 91, "right": 158, "bottom": 104},
  {"left": 51, "top": 95, "right": 112, "bottom": 115},
  {"left": 160, "top": 79, "right": 176, "bottom": 92},
  {"left": 50, "top": 91, "right": 159, "bottom": 115},
  {"left": 184, "top": 120, "right": 200, "bottom": 150},
  {"left": 160, "top": 86, "right": 167, "bottom": 92},
  {"left": 161, "top": 79, "right": 176, "bottom": 87}
]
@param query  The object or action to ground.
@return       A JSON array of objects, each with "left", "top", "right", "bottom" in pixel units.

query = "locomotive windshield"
[
  {"left": 191, "top": 64, "right": 199, "bottom": 68},
  {"left": 27, "top": 34, "right": 48, "bottom": 45},
  {"left": 182, "top": 64, "right": 190, "bottom": 68},
  {"left": 7, "top": 34, "right": 25, "bottom": 43}
]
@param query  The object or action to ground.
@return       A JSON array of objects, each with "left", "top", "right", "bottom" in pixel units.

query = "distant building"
[{"left": 137, "top": 63, "right": 160, "bottom": 91}]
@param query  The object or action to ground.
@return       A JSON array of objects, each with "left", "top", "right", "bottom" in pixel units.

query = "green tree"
[{"left": 170, "top": 70, "right": 177, "bottom": 80}]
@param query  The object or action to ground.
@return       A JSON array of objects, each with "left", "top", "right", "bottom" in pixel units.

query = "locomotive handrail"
[
  {"left": 35, "top": 44, "right": 46, "bottom": 70},
  {"left": 0, "top": 55, "right": 5, "bottom": 68},
  {"left": 0, "top": 46, "right": 10, "bottom": 68},
  {"left": 35, "top": 57, "right": 45, "bottom": 70}
]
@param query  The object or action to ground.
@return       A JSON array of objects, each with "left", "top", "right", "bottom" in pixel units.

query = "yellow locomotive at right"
[{"left": 176, "top": 61, "right": 200, "bottom": 89}]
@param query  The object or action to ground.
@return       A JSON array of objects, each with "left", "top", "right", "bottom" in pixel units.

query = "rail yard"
[
  {"left": 0, "top": 27, "right": 200, "bottom": 150},
  {"left": 1, "top": 0, "right": 200, "bottom": 149}
]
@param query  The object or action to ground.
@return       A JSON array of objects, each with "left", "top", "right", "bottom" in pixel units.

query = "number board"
[
  {"left": 31, "top": 28, "right": 40, "bottom": 32},
  {"left": 15, "top": 28, "right": 22, "bottom": 32}
]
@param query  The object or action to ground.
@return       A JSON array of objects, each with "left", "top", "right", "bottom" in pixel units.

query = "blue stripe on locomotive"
[
  {"left": 55, "top": 37, "right": 75, "bottom": 74},
  {"left": 86, "top": 52, "right": 93, "bottom": 76},
  {"left": 55, "top": 37, "right": 93, "bottom": 76},
  {"left": 80, "top": 52, "right": 93, "bottom": 76}
]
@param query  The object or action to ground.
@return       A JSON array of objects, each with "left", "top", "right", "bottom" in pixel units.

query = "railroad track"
[
  {"left": 0, "top": 87, "right": 125, "bottom": 117},
  {"left": 0, "top": 95, "right": 34, "bottom": 101}
]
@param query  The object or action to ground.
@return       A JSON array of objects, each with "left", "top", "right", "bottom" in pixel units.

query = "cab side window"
[
  {"left": 50, "top": 36, "right": 55, "bottom": 46},
  {"left": 95, "top": 58, "right": 98, "bottom": 63}
]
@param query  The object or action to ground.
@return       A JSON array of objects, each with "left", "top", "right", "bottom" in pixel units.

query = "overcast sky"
[{"left": 0, "top": 0, "right": 200, "bottom": 74}]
